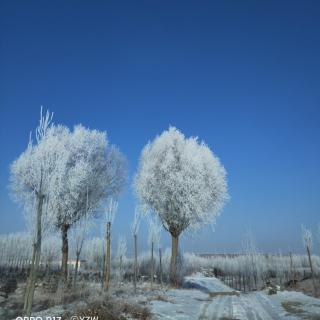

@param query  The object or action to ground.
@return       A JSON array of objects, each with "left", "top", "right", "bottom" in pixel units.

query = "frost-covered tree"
[
  {"left": 82, "top": 237, "right": 104, "bottom": 270},
  {"left": 0, "top": 232, "right": 32, "bottom": 268},
  {"left": 103, "top": 198, "right": 118, "bottom": 290},
  {"left": 301, "top": 225, "right": 317, "bottom": 295},
  {"left": 148, "top": 216, "right": 162, "bottom": 288},
  {"left": 134, "top": 127, "right": 228, "bottom": 286},
  {"left": 242, "top": 231, "right": 259, "bottom": 291},
  {"left": 116, "top": 235, "right": 127, "bottom": 282},
  {"left": 70, "top": 206, "right": 92, "bottom": 286},
  {"left": 49, "top": 126, "right": 127, "bottom": 281},
  {"left": 10, "top": 108, "right": 63, "bottom": 315},
  {"left": 130, "top": 207, "right": 142, "bottom": 293},
  {"left": 41, "top": 234, "right": 60, "bottom": 271}
]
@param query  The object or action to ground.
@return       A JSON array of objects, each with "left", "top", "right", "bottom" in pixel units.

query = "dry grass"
[
  {"left": 63, "top": 298, "right": 151, "bottom": 320},
  {"left": 149, "top": 294, "right": 172, "bottom": 303},
  {"left": 281, "top": 301, "right": 320, "bottom": 320},
  {"left": 285, "top": 278, "right": 320, "bottom": 299},
  {"left": 208, "top": 291, "right": 240, "bottom": 298},
  {"left": 281, "top": 301, "right": 304, "bottom": 315}
]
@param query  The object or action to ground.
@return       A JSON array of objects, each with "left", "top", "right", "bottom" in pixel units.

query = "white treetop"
[
  {"left": 36, "top": 106, "right": 54, "bottom": 143},
  {"left": 105, "top": 198, "right": 118, "bottom": 224},
  {"left": 10, "top": 110, "right": 64, "bottom": 239},
  {"left": 134, "top": 126, "right": 228, "bottom": 236},
  {"left": 301, "top": 225, "right": 313, "bottom": 250},
  {"left": 116, "top": 235, "right": 127, "bottom": 259},
  {"left": 148, "top": 216, "right": 162, "bottom": 248},
  {"left": 48, "top": 125, "right": 126, "bottom": 229},
  {"left": 130, "top": 207, "right": 142, "bottom": 236}
]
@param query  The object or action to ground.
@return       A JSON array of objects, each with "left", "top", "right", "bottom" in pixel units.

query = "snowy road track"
[
  {"left": 198, "top": 292, "right": 287, "bottom": 320},
  {"left": 150, "top": 274, "right": 320, "bottom": 320}
]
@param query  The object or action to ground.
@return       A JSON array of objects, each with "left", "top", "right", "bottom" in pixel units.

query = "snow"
[
  {"left": 183, "top": 273, "right": 235, "bottom": 293},
  {"left": 150, "top": 274, "right": 320, "bottom": 319},
  {"left": 269, "top": 290, "right": 320, "bottom": 318},
  {"left": 134, "top": 126, "right": 228, "bottom": 234}
]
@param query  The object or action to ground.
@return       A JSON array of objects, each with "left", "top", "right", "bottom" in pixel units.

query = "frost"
[{"left": 134, "top": 126, "right": 229, "bottom": 235}]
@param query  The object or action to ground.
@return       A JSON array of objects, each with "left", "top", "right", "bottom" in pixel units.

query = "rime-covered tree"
[
  {"left": 130, "top": 207, "right": 142, "bottom": 293},
  {"left": 134, "top": 127, "right": 228, "bottom": 286},
  {"left": 301, "top": 225, "right": 317, "bottom": 295},
  {"left": 242, "top": 231, "right": 259, "bottom": 291},
  {"left": 49, "top": 126, "right": 127, "bottom": 281},
  {"left": 148, "top": 216, "right": 161, "bottom": 288},
  {"left": 70, "top": 208, "right": 92, "bottom": 286},
  {"left": 10, "top": 108, "right": 63, "bottom": 315},
  {"left": 116, "top": 235, "right": 127, "bottom": 283},
  {"left": 103, "top": 198, "right": 118, "bottom": 290},
  {"left": 42, "top": 234, "right": 60, "bottom": 272}
]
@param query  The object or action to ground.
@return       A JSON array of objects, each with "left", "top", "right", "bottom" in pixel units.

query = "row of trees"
[
  {"left": 185, "top": 252, "right": 320, "bottom": 291},
  {"left": 1, "top": 227, "right": 319, "bottom": 295},
  {"left": 9, "top": 109, "right": 229, "bottom": 315}
]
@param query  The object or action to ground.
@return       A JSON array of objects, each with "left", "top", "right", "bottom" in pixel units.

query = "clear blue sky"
[{"left": 1, "top": 1, "right": 319, "bottom": 254}]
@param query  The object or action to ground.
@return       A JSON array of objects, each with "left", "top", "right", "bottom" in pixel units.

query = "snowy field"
[
  {"left": 149, "top": 274, "right": 320, "bottom": 320},
  {"left": 4, "top": 273, "right": 319, "bottom": 320}
]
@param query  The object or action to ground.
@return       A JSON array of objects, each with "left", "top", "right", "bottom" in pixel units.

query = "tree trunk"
[
  {"left": 150, "top": 241, "right": 154, "bottom": 289},
  {"left": 306, "top": 246, "right": 317, "bottom": 295},
  {"left": 159, "top": 248, "right": 163, "bottom": 287},
  {"left": 104, "top": 221, "right": 111, "bottom": 290},
  {"left": 169, "top": 233, "right": 179, "bottom": 287},
  {"left": 61, "top": 224, "right": 70, "bottom": 282},
  {"left": 101, "top": 253, "right": 106, "bottom": 288},
  {"left": 134, "top": 234, "right": 138, "bottom": 293},
  {"left": 24, "top": 243, "right": 36, "bottom": 311},
  {"left": 119, "top": 255, "right": 123, "bottom": 283},
  {"left": 24, "top": 194, "right": 43, "bottom": 316},
  {"left": 73, "top": 250, "right": 80, "bottom": 287},
  {"left": 289, "top": 252, "right": 295, "bottom": 286}
]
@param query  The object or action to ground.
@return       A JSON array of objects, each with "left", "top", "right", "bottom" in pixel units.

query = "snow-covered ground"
[
  {"left": 150, "top": 274, "right": 320, "bottom": 319},
  {"left": 11, "top": 275, "right": 320, "bottom": 320}
]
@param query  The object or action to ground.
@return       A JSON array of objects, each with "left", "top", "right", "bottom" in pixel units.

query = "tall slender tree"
[
  {"left": 70, "top": 203, "right": 92, "bottom": 287},
  {"left": 103, "top": 198, "right": 118, "bottom": 290},
  {"left": 116, "top": 235, "right": 127, "bottom": 283},
  {"left": 148, "top": 216, "right": 161, "bottom": 289},
  {"left": 10, "top": 108, "right": 63, "bottom": 315},
  {"left": 131, "top": 207, "right": 142, "bottom": 293},
  {"left": 301, "top": 225, "right": 317, "bottom": 295}
]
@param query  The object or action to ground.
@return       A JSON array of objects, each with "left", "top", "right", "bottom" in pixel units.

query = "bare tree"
[
  {"left": 242, "top": 231, "right": 259, "bottom": 291},
  {"left": 301, "top": 225, "right": 317, "bottom": 295},
  {"left": 134, "top": 127, "right": 228, "bottom": 286},
  {"left": 103, "top": 198, "right": 118, "bottom": 290},
  {"left": 148, "top": 216, "right": 161, "bottom": 289},
  {"left": 116, "top": 235, "right": 127, "bottom": 283},
  {"left": 70, "top": 200, "right": 92, "bottom": 287},
  {"left": 130, "top": 207, "right": 142, "bottom": 293}
]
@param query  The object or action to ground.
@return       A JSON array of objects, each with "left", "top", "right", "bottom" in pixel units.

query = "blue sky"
[{"left": 0, "top": 1, "right": 320, "bottom": 254}]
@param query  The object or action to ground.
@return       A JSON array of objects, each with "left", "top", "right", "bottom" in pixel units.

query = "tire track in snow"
[{"left": 197, "top": 293, "right": 284, "bottom": 320}]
